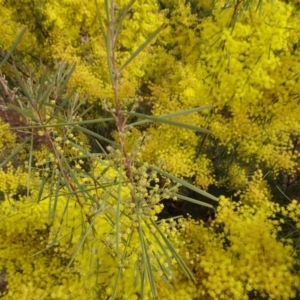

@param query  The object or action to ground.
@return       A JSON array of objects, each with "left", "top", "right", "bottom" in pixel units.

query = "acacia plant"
[
  {"left": 0, "top": 0, "right": 217, "bottom": 299},
  {"left": 1, "top": 0, "right": 300, "bottom": 299}
]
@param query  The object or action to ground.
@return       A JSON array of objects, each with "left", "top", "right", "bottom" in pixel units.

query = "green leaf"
[
  {"left": 51, "top": 174, "right": 62, "bottom": 220},
  {"left": 95, "top": 1, "right": 114, "bottom": 88},
  {"left": 95, "top": 0, "right": 107, "bottom": 39},
  {"left": 58, "top": 154, "right": 90, "bottom": 204},
  {"left": 150, "top": 165, "right": 219, "bottom": 202},
  {"left": 150, "top": 218, "right": 195, "bottom": 281},
  {"left": 111, "top": 264, "right": 122, "bottom": 300},
  {"left": 115, "top": 0, "right": 136, "bottom": 39},
  {"left": 150, "top": 230, "right": 172, "bottom": 264},
  {"left": 112, "top": 226, "right": 133, "bottom": 300},
  {"left": 7, "top": 103, "right": 39, "bottom": 122},
  {"left": 37, "top": 173, "right": 48, "bottom": 203},
  {"left": 13, "top": 69, "right": 34, "bottom": 104},
  {"left": 66, "top": 198, "right": 106, "bottom": 269},
  {"left": 127, "top": 105, "right": 214, "bottom": 127},
  {"left": 25, "top": 134, "right": 34, "bottom": 198},
  {"left": 9, "top": 117, "right": 114, "bottom": 130},
  {"left": 0, "top": 136, "right": 31, "bottom": 168},
  {"left": 276, "top": 185, "right": 291, "bottom": 201},
  {"left": 120, "top": 23, "right": 166, "bottom": 71},
  {"left": 0, "top": 27, "right": 26, "bottom": 68},
  {"left": 36, "top": 67, "right": 54, "bottom": 106},
  {"left": 139, "top": 227, "right": 157, "bottom": 298},
  {"left": 160, "top": 274, "right": 174, "bottom": 289},
  {"left": 76, "top": 125, "right": 118, "bottom": 147},
  {"left": 104, "top": 0, "right": 110, "bottom": 23},
  {"left": 116, "top": 166, "right": 122, "bottom": 256},
  {"left": 56, "top": 63, "right": 76, "bottom": 96},
  {"left": 139, "top": 266, "right": 145, "bottom": 299},
  {"left": 171, "top": 192, "right": 215, "bottom": 209},
  {"left": 134, "top": 204, "right": 157, "bottom": 298},
  {"left": 125, "top": 111, "right": 211, "bottom": 134},
  {"left": 79, "top": 104, "right": 95, "bottom": 118}
]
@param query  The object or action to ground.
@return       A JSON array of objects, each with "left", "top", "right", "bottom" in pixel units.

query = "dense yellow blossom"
[
  {"left": 0, "top": 159, "right": 177, "bottom": 299},
  {"left": 1, "top": 0, "right": 164, "bottom": 103},
  {"left": 2, "top": 0, "right": 300, "bottom": 189},
  {"left": 1, "top": 0, "right": 300, "bottom": 299}
]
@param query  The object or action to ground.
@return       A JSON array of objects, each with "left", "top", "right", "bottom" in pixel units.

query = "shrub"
[{"left": 1, "top": 0, "right": 300, "bottom": 299}]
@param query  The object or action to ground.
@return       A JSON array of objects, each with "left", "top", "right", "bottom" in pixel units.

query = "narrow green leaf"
[
  {"left": 144, "top": 221, "right": 172, "bottom": 264},
  {"left": 44, "top": 86, "right": 76, "bottom": 125},
  {"left": 117, "top": 0, "right": 135, "bottom": 23},
  {"left": 57, "top": 88, "right": 77, "bottom": 110},
  {"left": 52, "top": 175, "right": 61, "bottom": 220},
  {"left": 139, "top": 266, "right": 145, "bottom": 299},
  {"left": 27, "top": 134, "right": 34, "bottom": 197},
  {"left": 73, "top": 97, "right": 84, "bottom": 113},
  {"left": 95, "top": 0, "right": 106, "bottom": 39},
  {"left": 116, "top": 166, "right": 122, "bottom": 256},
  {"left": 134, "top": 258, "right": 140, "bottom": 286},
  {"left": 134, "top": 206, "right": 157, "bottom": 298},
  {"left": 120, "top": 23, "right": 166, "bottom": 71},
  {"left": 0, "top": 137, "right": 30, "bottom": 168},
  {"left": 160, "top": 275, "right": 174, "bottom": 289},
  {"left": 56, "top": 62, "right": 64, "bottom": 83},
  {"left": 56, "top": 63, "right": 76, "bottom": 95},
  {"left": 112, "top": 226, "right": 133, "bottom": 300},
  {"left": 127, "top": 105, "right": 214, "bottom": 127},
  {"left": 37, "top": 174, "right": 48, "bottom": 203},
  {"left": 76, "top": 125, "right": 118, "bottom": 146},
  {"left": 7, "top": 103, "right": 39, "bottom": 122},
  {"left": 104, "top": 0, "right": 110, "bottom": 22},
  {"left": 139, "top": 228, "right": 157, "bottom": 298},
  {"left": 13, "top": 70, "right": 34, "bottom": 104},
  {"left": 39, "top": 85, "right": 54, "bottom": 109},
  {"left": 66, "top": 205, "right": 103, "bottom": 268},
  {"left": 276, "top": 185, "right": 291, "bottom": 201},
  {"left": 125, "top": 111, "right": 211, "bottom": 134},
  {"left": 171, "top": 193, "right": 215, "bottom": 209},
  {"left": 95, "top": 139, "right": 108, "bottom": 155},
  {"left": 46, "top": 168, "right": 55, "bottom": 222},
  {"left": 9, "top": 117, "right": 114, "bottom": 130},
  {"left": 58, "top": 154, "right": 90, "bottom": 204},
  {"left": 208, "top": 34, "right": 222, "bottom": 51},
  {"left": 105, "top": 35, "right": 114, "bottom": 84},
  {"left": 111, "top": 267, "right": 122, "bottom": 300},
  {"left": 79, "top": 104, "right": 94, "bottom": 118},
  {"left": 256, "top": 0, "right": 263, "bottom": 13},
  {"left": 0, "top": 27, "right": 26, "bottom": 68},
  {"left": 115, "top": 0, "right": 136, "bottom": 39},
  {"left": 150, "top": 165, "right": 218, "bottom": 202},
  {"left": 37, "top": 66, "right": 48, "bottom": 87},
  {"left": 150, "top": 218, "right": 194, "bottom": 281}
]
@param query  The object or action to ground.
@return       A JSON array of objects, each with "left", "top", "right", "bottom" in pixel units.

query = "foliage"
[{"left": 1, "top": 0, "right": 300, "bottom": 299}]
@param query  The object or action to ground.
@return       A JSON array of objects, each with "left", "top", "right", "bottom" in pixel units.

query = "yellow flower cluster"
[
  {"left": 2, "top": 0, "right": 300, "bottom": 192},
  {"left": 2, "top": 0, "right": 300, "bottom": 299},
  {"left": 0, "top": 122, "right": 16, "bottom": 153},
  {"left": 226, "top": 163, "right": 248, "bottom": 190},
  {"left": 140, "top": 0, "right": 300, "bottom": 190},
  {"left": 141, "top": 124, "right": 199, "bottom": 178},
  {"left": 239, "top": 170, "right": 271, "bottom": 207},
  {"left": 160, "top": 197, "right": 300, "bottom": 300},
  {"left": 0, "top": 158, "right": 37, "bottom": 201},
  {"left": 0, "top": 158, "right": 182, "bottom": 299},
  {"left": 194, "top": 156, "right": 215, "bottom": 190},
  {"left": 1, "top": 130, "right": 300, "bottom": 300}
]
